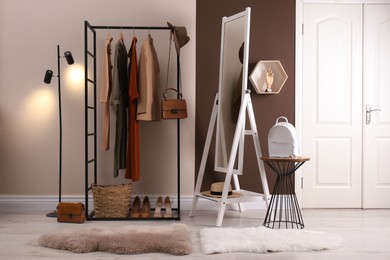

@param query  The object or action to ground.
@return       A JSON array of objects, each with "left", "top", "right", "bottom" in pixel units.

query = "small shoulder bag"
[
  {"left": 161, "top": 30, "right": 188, "bottom": 119},
  {"left": 57, "top": 202, "right": 86, "bottom": 223}
]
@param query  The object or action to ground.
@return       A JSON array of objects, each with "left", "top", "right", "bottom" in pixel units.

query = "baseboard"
[
  {"left": 0, "top": 195, "right": 87, "bottom": 213},
  {"left": 0, "top": 195, "right": 267, "bottom": 213}
]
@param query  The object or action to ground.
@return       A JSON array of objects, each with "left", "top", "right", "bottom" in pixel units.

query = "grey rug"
[
  {"left": 200, "top": 226, "right": 344, "bottom": 254},
  {"left": 39, "top": 223, "right": 192, "bottom": 255}
]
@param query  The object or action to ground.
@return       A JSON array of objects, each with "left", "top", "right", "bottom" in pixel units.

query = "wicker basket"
[{"left": 92, "top": 183, "right": 132, "bottom": 218}]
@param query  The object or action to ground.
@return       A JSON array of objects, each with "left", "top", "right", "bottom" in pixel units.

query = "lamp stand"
[{"left": 46, "top": 45, "right": 62, "bottom": 218}]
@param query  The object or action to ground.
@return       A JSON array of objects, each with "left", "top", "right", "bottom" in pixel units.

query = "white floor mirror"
[{"left": 190, "top": 7, "right": 271, "bottom": 227}]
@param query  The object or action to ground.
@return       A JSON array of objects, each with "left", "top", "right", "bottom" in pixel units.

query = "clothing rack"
[{"left": 84, "top": 20, "right": 181, "bottom": 221}]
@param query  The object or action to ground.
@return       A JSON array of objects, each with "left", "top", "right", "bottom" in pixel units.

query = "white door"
[
  {"left": 301, "top": 3, "right": 390, "bottom": 208},
  {"left": 363, "top": 5, "right": 390, "bottom": 208},
  {"left": 301, "top": 4, "right": 363, "bottom": 208}
]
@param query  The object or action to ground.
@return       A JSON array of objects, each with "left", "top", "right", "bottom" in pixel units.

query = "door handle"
[{"left": 366, "top": 104, "right": 382, "bottom": 125}]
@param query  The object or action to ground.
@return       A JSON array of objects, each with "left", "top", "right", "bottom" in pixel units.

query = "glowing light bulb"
[{"left": 65, "top": 64, "right": 84, "bottom": 91}]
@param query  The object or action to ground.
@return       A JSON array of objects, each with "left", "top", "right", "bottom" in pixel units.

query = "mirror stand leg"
[
  {"left": 233, "top": 174, "right": 244, "bottom": 212},
  {"left": 189, "top": 196, "right": 198, "bottom": 217},
  {"left": 216, "top": 200, "right": 227, "bottom": 227}
]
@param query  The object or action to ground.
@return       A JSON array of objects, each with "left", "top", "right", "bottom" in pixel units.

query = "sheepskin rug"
[
  {"left": 200, "top": 226, "right": 344, "bottom": 254},
  {"left": 39, "top": 223, "right": 192, "bottom": 255}
]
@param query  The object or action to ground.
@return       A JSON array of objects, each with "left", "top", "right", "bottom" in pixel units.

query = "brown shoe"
[
  {"left": 141, "top": 196, "right": 151, "bottom": 218},
  {"left": 130, "top": 196, "right": 141, "bottom": 218}
]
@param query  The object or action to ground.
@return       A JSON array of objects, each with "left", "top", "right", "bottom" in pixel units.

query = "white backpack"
[{"left": 268, "top": 116, "right": 299, "bottom": 158}]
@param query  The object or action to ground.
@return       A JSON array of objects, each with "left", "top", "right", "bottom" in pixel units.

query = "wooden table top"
[{"left": 260, "top": 156, "right": 310, "bottom": 162}]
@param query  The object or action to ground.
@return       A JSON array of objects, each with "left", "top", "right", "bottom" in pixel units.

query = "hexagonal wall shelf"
[{"left": 249, "top": 60, "right": 288, "bottom": 94}]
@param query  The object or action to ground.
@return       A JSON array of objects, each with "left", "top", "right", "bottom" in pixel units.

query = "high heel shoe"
[
  {"left": 154, "top": 196, "right": 163, "bottom": 218},
  {"left": 141, "top": 196, "right": 151, "bottom": 218},
  {"left": 130, "top": 196, "right": 141, "bottom": 218},
  {"left": 163, "top": 196, "right": 173, "bottom": 218}
]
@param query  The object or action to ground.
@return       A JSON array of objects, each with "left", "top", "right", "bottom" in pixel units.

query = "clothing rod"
[{"left": 91, "top": 25, "right": 170, "bottom": 30}]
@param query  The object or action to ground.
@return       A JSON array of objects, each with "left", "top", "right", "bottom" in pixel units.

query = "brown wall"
[{"left": 196, "top": 0, "right": 296, "bottom": 192}]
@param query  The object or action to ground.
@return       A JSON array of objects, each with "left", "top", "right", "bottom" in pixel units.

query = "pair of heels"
[
  {"left": 130, "top": 196, "right": 150, "bottom": 218},
  {"left": 154, "top": 196, "right": 172, "bottom": 218}
]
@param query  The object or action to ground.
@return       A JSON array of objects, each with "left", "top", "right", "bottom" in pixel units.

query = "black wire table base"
[{"left": 261, "top": 158, "right": 309, "bottom": 229}]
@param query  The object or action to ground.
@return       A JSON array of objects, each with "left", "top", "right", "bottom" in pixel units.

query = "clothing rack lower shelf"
[{"left": 87, "top": 209, "right": 181, "bottom": 221}]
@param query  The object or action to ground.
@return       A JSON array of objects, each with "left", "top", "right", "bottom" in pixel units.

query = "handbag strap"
[
  {"left": 165, "top": 29, "right": 183, "bottom": 99},
  {"left": 163, "top": 88, "right": 183, "bottom": 100}
]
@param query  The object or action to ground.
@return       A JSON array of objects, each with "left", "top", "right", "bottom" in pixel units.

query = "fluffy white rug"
[
  {"left": 39, "top": 223, "right": 191, "bottom": 255},
  {"left": 200, "top": 226, "right": 344, "bottom": 254}
]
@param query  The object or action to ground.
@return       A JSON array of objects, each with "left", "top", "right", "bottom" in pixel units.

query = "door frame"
[{"left": 294, "top": 0, "right": 390, "bottom": 206}]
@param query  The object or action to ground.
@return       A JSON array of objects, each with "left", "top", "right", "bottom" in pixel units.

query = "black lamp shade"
[
  {"left": 64, "top": 51, "right": 74, "bottom": 65},
  {"left": 44, "top": 69, "right": 53, "bottom": 84}
]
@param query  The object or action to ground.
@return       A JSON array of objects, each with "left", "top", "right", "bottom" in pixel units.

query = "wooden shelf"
[
  {"left": 195, "top": 189, "right": 267, "bottom": 204},
  {"left": 249, "top": 60, "right": 288, "bottom": 94}
]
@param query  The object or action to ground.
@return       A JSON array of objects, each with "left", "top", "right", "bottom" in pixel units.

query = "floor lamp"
[{"left": 43, "top": 45, "right": 74, "bottom": 218}]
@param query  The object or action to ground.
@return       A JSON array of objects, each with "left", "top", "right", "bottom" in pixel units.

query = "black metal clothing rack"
[{"left": 84, "top": 21, "right": 181, "bottom": 221}]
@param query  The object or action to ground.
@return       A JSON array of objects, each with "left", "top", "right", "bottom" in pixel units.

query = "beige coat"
[
  {"left": 137, "top": 34, "right": 160, "bottom": 121},
  {"left": 99, "top": 35, "right": 113, "bottom": 151}
]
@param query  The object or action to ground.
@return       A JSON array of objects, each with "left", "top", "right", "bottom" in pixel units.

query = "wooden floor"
[{"left": 1, "top": 209, "right": 390, "bottom": 259}]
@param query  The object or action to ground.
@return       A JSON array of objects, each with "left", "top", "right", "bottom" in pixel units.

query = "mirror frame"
[{"left": 214, "top": 7, "right": 251, "bottom": 174}]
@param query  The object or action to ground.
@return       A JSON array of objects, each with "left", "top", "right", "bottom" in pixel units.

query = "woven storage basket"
[{"left": 92, "top": 183, "right": 132, "bottom": 218}]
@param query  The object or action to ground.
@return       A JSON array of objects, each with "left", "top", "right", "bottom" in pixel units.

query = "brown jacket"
[{"left": 125, "top": 37, "right": 140, "bottom": 181}]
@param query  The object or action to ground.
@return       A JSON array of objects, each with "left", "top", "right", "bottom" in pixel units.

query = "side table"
[{"left": 261, "top": 156, "right": 309, "bottom": 229}]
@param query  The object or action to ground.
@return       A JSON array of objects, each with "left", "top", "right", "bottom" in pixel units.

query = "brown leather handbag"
[
  {"left": 162, "top": 88, "right": 188, "bottom": 119},
  {"left": 57, "top": 202, "right": 86, "bottom": 223},
  {"left": 161, "top": 29, "right": 188, "bottom": 120}
]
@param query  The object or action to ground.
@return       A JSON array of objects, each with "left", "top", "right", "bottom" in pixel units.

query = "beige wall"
[{"left": 0, "top": 0, "right": 196, "bottom": 197}]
